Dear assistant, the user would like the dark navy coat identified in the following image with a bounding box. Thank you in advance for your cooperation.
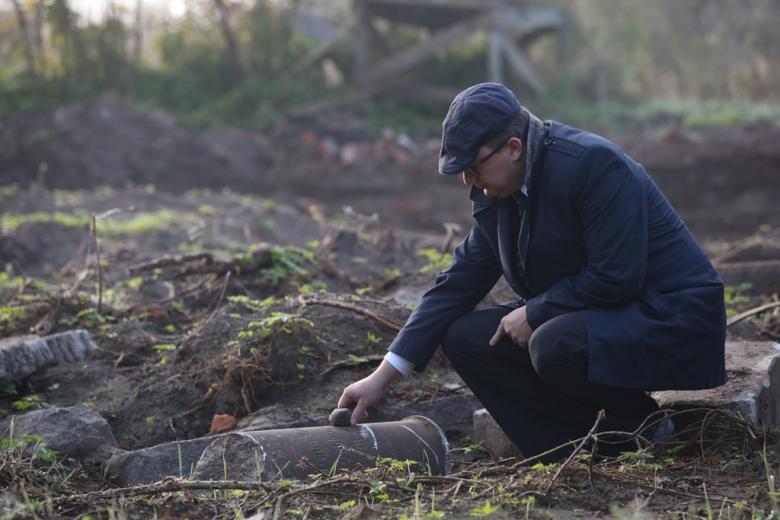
[389,121,726,391]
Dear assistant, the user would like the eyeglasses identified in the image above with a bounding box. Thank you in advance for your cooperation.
[464,138,509,178]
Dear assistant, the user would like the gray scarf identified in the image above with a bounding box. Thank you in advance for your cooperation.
[522,107,546,191]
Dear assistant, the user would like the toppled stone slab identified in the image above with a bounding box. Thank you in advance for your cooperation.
[654,341,780,427]
[106,436,220,485]
[0,329,96,383]
[472,408,522,459]
[1,403,118,464]
[192,416,451,482]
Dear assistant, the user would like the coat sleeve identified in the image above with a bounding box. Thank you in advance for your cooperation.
[388,224,502,371]
[525,147,648,329]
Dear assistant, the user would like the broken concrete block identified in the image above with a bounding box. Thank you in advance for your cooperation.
[653,341,780,427]
[0,329,96,383]
[106,436,220,485]
[1,403,118,464]
[472,408,522,459]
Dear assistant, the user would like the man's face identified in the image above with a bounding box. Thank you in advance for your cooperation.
[462,137,525,198]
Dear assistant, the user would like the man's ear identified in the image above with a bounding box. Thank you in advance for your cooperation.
[507,136,524,161]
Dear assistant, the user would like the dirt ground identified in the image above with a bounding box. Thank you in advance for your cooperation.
[1,101,780,518]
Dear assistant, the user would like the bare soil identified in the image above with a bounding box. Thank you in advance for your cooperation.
[1,100,779,518]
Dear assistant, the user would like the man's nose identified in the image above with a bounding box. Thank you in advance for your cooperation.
[462,171,475,186]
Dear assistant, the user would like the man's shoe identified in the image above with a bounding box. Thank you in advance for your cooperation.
[645,412,677,443]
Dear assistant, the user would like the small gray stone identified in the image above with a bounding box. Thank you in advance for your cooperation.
[472,408,522,459]
[1,403,118,464]
[329,408,352,426]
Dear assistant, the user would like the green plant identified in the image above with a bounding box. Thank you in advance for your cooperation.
[75,308,106,328]
[1,433,58,465]
[12,395,47,411]
[0,272,25,288]
[417,248,453,274]
[153,343,177,364]
[263,246,314,284]
[0,305,27,330]
[228,295,277,313]
[469,501,498,517]
[724,283,753,316]
[245,312,314,339]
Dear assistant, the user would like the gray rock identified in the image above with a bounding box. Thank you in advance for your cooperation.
[1,404,118,464]
[329,408,352,426]
[106,436,220,485]
[0,329,96,383]
[472,408,522,459]
[654,341,780,427]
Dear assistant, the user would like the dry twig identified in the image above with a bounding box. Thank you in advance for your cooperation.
[299,297,404,330]
[727,301,780,327]
[545,409,605,493]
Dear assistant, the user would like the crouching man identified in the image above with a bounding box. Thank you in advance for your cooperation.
[338,83,726,460]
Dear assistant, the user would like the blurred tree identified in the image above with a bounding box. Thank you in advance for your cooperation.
[50,0,88,81]
[8,0,36,76]
[213,0,244,86]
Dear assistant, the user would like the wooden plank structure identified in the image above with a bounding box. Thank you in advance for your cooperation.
[290,0,565,117]
[353,0,565,95]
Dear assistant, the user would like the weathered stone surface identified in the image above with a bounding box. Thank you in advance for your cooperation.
[0,329,96,383]
[653,341,780,426]
[378,394,482,431]
[106,436,220,485]
[193,417,451,481]
[472,408,522,459]
[1,403,118,464]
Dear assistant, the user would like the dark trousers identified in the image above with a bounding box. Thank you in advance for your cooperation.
[441,306,659,461]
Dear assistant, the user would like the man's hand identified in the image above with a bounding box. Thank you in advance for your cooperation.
[490,306,533,346]
[337,359,401,425]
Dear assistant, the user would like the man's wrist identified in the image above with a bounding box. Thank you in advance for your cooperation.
[384,352,414,376]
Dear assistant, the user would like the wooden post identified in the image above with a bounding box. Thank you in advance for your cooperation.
[498,30,545,94]
[487,29,503,83]
[364,11,493,86]
[353,0,370,84]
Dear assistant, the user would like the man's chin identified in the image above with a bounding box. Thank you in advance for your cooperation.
[484,188,511,198]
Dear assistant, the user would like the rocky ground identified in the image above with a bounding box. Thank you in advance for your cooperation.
[1,100,779,519]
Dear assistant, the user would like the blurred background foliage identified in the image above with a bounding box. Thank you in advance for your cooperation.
[1,0,778,135]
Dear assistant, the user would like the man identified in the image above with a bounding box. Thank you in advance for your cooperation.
[338,82,726,460]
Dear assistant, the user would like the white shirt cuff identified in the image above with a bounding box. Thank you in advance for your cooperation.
[384,352,414,376]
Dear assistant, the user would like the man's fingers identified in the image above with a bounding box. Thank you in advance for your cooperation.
[337,388,355,409]
[351,400,367,425]
[489,322,505,346]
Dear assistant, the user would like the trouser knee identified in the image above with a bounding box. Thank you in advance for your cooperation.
[528,312,589,385]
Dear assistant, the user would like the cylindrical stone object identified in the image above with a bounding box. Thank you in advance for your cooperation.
[191,415,451,481]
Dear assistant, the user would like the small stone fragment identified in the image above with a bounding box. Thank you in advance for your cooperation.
[209,414,237,434]
[329,407,352,426]
[472,408,522,459]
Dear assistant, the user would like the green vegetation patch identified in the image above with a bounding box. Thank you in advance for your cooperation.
[0,209,200,236]
[417,248,453,274]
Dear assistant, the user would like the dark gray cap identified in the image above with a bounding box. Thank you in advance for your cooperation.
[438,82,521,175]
